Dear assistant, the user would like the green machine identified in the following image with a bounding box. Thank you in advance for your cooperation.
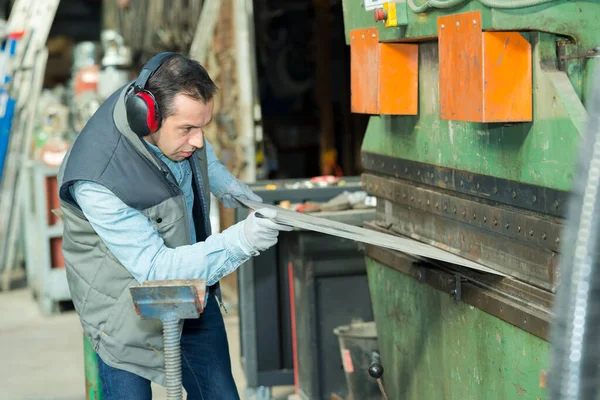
[340,1,599,399]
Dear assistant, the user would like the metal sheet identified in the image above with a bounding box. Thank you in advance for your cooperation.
[237,198,506,276]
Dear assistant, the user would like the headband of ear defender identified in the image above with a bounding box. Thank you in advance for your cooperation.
[125,52,176,137]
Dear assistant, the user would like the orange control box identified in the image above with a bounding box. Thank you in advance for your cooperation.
[438,11,532,123]
[350,28,418,115]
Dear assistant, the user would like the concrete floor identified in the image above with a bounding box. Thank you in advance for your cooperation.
[0,287,293,400]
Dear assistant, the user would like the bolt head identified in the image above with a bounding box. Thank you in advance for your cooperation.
[441,24,445,29]
[456,22,460,27]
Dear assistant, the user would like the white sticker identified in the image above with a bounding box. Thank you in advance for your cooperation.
[364,0,386,10]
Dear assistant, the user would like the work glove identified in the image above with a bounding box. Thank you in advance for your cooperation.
[219,179,263,208]
[243,208,293,252]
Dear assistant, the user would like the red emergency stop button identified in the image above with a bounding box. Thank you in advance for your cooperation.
[374,8,387,23]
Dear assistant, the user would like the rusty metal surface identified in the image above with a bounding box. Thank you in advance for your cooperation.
[374,199,558,291]
[362,151,569,218]
[364,239,552,340]
[130,279,207,319]
[363,173,564,252]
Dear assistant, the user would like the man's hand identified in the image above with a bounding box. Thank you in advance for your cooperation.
[219,179,263,208]
[242,208,293,252]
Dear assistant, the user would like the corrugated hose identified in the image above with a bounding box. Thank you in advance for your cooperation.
[162,313,183,400]
[549,63,600,399]
[408,0,559,13]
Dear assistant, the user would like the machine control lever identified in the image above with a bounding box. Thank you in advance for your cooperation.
[368,351,389,400]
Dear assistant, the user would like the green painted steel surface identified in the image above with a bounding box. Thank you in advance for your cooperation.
[84,334,103,400]
[342,1,599,191]
[342,0,599,49]
[361,35,585,191]
[366,258,550,400]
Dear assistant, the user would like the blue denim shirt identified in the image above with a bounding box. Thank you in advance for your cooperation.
[69,139,256,294]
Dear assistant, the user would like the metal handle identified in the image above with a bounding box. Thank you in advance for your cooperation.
[368,352,389,400]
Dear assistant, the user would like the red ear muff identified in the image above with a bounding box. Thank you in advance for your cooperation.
[125,89,162,137]
[136,91,160,133]
[125,52,174,137]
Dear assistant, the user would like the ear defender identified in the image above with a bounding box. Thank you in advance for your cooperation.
[126,90,161,137]
[124,52,176,137]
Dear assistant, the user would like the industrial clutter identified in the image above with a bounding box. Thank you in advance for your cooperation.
[0,0,599,400]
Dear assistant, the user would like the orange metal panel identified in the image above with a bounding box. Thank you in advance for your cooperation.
[438,11,532,123]
[438,12,484,121]
[378,43,419,115]
[483,31,532,122]
[350,28,379,114]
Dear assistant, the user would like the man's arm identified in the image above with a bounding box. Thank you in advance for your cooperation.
[205,139,262,207]
[70,180,258,285]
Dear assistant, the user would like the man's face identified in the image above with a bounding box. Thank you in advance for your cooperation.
[145,93,214,162]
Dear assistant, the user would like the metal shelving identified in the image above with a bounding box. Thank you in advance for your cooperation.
[21,160,70,315]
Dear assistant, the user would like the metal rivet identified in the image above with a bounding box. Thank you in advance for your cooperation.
[460,180,464,187]
[427,200,430,205]
[411,196,414,202]
[518,226,521,232]
[372,33,376,38]
[435,202,439,209]
[352,36,355,40]
[456,22,460,27]
[462,210,466,217]
[476,183,480,190]
[362,34,365,39]
[512,191,517,199]
[441,24,445,29]
[453,206,457,214]
[494,218,498,226]
[542,233,547,240]
[555,200,560,209]
[444,204,448,211]
[505,223,510,229]
[472,19,477,25]
[529,230,534,236]
[532,195,537,203]
[555,237,560,245]
[483,216,487,223]
[473,213,476,220]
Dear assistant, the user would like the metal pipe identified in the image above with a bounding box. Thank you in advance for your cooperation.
[477,0,559,9]
[409,0,559,13]
[162,312,183,400]
[549,63,600,400]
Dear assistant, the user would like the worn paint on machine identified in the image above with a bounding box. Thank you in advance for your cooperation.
[366,258,549,400]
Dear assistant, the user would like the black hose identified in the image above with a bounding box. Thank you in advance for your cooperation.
[549,62,600,400]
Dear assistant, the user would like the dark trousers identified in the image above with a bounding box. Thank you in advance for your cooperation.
[97,291,240,400]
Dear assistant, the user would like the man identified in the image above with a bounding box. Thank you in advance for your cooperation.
[57,52,291,399]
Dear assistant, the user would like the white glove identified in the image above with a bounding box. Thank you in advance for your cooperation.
[243,208,293,252]
[219,179,263,208]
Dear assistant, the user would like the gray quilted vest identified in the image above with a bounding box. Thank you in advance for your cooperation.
[57,84,212,385]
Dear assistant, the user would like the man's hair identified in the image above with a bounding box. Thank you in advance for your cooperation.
[146,54,218,119]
